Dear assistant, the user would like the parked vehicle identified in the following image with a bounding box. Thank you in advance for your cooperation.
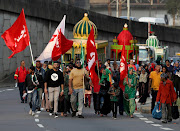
[139,17,166,25]
[120,16,139,21]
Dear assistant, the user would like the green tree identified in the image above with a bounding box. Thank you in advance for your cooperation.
[166,0,180,26]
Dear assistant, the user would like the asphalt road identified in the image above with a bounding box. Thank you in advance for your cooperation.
[0,87,179,131]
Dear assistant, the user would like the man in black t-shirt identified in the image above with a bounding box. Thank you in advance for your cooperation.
[44,61,64,118]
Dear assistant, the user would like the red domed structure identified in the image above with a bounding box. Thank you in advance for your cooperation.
[117,23,133,46]
[111,24,139,62]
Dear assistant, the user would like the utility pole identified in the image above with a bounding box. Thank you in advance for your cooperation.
[116,0,119,17]
[119,0,122,17]
[127,0,130,20]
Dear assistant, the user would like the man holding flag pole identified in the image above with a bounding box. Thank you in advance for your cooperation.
[80,42,86,104]
[1,9,35,104]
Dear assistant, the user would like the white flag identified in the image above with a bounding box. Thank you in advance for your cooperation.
[36,15,66,62]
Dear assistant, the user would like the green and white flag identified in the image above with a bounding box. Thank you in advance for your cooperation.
[80,42,84,68]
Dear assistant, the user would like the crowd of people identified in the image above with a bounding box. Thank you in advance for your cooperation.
[14,58,179,122]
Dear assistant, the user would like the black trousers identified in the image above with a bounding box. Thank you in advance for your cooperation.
[139,82,148,104]
[111,101,118,118]
[174,75,180,97]
[93,93,100,112]
[151,90,158,112]
[64,96,71,114]
[118,88,124,114]
[18,82,27,102]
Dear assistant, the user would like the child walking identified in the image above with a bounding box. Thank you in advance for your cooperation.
[108,82,120,119]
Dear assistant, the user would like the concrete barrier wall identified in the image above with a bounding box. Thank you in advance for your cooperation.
[0,0,180,80]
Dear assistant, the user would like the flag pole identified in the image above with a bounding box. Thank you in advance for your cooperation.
[83,64,85,104]
[96,60,100,79]
[29,41,35,65]
[61,54,63,71]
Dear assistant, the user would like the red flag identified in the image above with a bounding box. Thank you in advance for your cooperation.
[1,9,30,58]
[119,45,128,92]
[51,29,73,61]
[87,27,100,93]
[87,27,98,70]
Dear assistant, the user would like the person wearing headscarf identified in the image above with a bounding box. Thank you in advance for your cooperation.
[139,68,148,105]
[149,63,155,72]
[156,73,177,123]
[123,67,137,118]
[99,65,111,117]
[144,64,150,75]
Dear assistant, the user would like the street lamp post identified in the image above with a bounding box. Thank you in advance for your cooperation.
[127,0,130,20]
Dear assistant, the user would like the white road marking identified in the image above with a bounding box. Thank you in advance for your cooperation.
[145,121,154,124]
[37,124,44,128]
[0,91,2,92]
[160,127,174,130]
[36,111,41,114]
[135,113,174,131]
[151,124,162,127]
[35,119,39,122]
[34,115,39,118]
[6,89,14,91]
[139,118,148,120]
[134,112,141,115]
[135,114,144,118]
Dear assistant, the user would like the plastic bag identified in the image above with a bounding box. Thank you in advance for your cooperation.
[152,102,162,120]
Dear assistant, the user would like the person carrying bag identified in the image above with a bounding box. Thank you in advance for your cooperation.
[152,102,162,120]
[156,73,177,123]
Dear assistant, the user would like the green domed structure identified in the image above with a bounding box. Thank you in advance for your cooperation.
[146,35,159,48]
[73,13,98,39]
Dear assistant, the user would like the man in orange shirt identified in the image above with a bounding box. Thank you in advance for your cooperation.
[14,60,29,103]
[149,65,162,113]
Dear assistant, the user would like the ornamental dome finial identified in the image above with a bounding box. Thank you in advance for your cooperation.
[124,23,128,28]
[73,13,98,39]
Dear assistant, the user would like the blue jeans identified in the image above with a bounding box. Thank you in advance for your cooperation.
[28,89,37,112]
[37,88,43,108]
[70,88,84,115]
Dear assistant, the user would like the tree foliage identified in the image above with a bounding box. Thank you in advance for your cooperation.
[166,0,180,17]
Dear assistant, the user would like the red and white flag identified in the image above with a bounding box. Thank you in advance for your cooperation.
[51,29,73,61]
[1,9,30,58]
[87,27,100,93]
[119,45,128,92]
[36,15,66,62]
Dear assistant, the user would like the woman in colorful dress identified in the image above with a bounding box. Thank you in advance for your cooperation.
[123,68,137,118]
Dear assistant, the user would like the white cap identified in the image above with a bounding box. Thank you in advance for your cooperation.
[171,58,173,60]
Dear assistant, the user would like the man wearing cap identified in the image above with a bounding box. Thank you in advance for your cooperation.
[156,73,177,123]
[149,65,162,113]
[44,61,64,118]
